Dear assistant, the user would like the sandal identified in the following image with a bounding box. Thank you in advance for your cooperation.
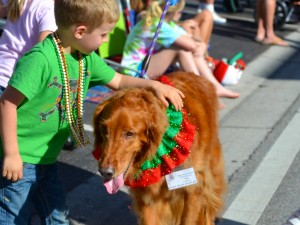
[262,36,289,47]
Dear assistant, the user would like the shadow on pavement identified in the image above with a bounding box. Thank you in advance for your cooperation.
[57,161,137,225]
[58,161,95,192]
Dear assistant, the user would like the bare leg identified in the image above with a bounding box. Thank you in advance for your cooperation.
[256,0,265,41]
[145,48,179,79]
[256,0,288,46]
[146,46,208,77]
[177,51,200,75]
[192,10,213,45]
[264,0,276,39]
[195,56,239,98]
[146,46,239,99]
[147,48,203,79]
[193,43,240,99]
[175,49,237,105]
[263,0,288,46]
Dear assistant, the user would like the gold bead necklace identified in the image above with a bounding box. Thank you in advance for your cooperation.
[52,32,89,147]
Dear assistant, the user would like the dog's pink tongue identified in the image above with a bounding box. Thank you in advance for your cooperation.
[103,173,124,194]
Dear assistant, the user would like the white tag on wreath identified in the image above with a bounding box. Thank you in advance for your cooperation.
[165,167,197,190]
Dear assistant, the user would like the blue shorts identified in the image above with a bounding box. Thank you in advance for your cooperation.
[0,161,69,225]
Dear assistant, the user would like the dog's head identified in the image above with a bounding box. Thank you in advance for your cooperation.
[93,88,168,194]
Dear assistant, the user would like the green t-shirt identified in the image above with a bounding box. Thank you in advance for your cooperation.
[0,35,115,164]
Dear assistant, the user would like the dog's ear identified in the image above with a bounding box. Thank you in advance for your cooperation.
[145,122,162,149]
[137,90,169,155]
[93,101,109,127]
[93,91,125,148]
[93,90,125,124]
[145,114,169,156]
[93,101,108,149]
[133,121,162,164]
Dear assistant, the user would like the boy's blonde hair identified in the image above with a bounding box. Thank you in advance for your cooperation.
[55,0,120,31]
[6,0,25,21]
[142,0,185,28]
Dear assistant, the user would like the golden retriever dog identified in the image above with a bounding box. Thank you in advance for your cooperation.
[93,72,226,225]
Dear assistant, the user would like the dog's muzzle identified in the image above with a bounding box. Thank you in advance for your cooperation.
[99,167,115,180]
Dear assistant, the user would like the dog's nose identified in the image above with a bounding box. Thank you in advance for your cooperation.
[99,167,115,179]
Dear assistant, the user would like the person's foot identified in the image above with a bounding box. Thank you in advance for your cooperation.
[216,86,240,99]
[218,101,226,110]
[262,36,289,47]
[212,11,227,24]
[254,36,264,43]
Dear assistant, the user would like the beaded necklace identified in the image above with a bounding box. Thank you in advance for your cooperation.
[52,32,90,147]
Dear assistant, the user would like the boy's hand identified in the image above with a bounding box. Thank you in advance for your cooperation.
[152,82,185,111]
[110,73,184,110]
[2,153,23,182]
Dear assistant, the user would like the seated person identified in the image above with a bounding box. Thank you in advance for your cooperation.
[130,0,213,47]
[121,0,239,99]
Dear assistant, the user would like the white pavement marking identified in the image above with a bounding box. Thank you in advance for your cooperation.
[223,108,300,225]
[84,124,93,132]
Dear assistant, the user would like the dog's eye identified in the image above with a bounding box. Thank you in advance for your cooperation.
[125,131,135,138]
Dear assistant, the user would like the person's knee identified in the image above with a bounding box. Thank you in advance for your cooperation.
[198,41,208,53]
[201,9,213,22]
[178,49,191,56]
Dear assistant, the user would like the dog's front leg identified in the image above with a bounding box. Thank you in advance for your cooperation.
[138,205,160,225]
[135,199,172,225]
[180,191,205,225]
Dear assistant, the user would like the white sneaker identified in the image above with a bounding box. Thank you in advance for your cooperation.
[283,209,300,225]
[212,11,227,24]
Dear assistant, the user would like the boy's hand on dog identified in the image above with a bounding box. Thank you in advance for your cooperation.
[2,153,23,182]
[152,82,185,111]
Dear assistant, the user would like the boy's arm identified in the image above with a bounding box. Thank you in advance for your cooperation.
[106,72,185,111]
[0,86,26,182]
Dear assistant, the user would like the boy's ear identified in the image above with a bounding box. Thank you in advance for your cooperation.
[74,25,87,39]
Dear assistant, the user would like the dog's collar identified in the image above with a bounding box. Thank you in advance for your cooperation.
[125,75,196,188]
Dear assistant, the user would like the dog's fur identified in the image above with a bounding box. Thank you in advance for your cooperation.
[93,72,226,225]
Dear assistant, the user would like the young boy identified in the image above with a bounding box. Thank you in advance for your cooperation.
[0,0,184,223]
